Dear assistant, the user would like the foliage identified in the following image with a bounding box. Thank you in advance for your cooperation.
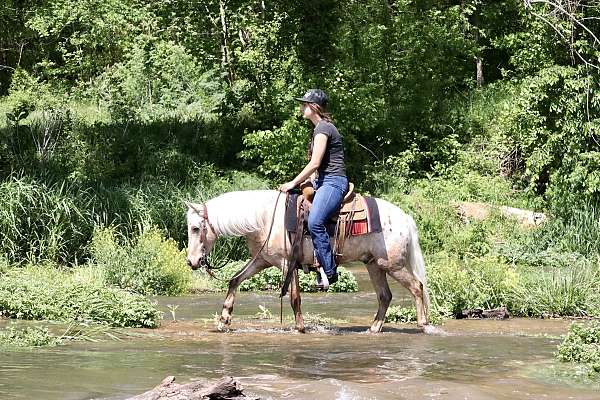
[91,226,191,296]
[0,265,160,328]
[484,67,600,211]
[427,253,521,318]
[385,305,443,326]
[0,325,60,348]
[557,321,600,375]
[93,38,224,123]
[240,117,310,182]
[210,262,358,293]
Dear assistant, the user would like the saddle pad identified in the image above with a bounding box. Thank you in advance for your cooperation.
[364,196,382,233]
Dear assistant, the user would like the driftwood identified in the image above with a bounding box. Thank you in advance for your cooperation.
[127,376,259,400]
[454,201,546,227]
[460,306,510,320]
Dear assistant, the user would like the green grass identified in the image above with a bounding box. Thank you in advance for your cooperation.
[0,265,161,328]
[0,171,268,266]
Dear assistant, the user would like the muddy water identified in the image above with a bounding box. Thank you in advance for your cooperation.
[1,266,599,399]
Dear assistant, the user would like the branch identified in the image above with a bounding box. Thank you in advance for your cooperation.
[528,0,600,47]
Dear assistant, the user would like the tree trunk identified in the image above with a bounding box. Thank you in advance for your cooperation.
[219,0,235,85]
[476,56,484,87]
[474,12,484,87]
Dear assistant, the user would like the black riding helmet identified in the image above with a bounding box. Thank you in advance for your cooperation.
[294,89,328,108]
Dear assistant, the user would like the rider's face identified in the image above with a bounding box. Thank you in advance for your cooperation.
[300,102,312,119]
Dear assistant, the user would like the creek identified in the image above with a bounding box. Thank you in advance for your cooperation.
[1,266,598,399]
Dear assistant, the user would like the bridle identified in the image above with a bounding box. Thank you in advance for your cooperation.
[197,203,222,274]
[199,203,216,247]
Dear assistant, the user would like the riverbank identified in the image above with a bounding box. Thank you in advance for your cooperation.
[2,292,599,400]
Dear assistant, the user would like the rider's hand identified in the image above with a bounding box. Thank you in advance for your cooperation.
[278,181,296,193]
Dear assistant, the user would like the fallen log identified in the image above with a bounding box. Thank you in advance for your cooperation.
[127,376,259,400]
[459,306,510,320]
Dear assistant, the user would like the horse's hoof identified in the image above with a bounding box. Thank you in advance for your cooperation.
[217,321,231,332]
[296,326,306,334]
[421,324,446,335]
[217,315,231,331]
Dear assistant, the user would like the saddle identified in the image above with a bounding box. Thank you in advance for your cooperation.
[287,182,379,264]
[281,184,381,296]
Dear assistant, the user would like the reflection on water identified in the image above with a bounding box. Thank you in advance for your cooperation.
[0,265,598,399]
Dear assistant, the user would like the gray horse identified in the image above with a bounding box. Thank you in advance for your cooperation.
[186,190,431,333]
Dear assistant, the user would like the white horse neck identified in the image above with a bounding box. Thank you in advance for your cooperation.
[205,190,279,237]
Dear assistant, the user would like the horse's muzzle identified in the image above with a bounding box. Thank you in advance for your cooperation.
[187,255,207,271]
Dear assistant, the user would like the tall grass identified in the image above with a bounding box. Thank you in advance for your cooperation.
[0,177,94,264]
[0,171,269,265]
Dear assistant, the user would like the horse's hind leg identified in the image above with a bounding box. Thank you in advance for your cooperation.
[289,268,305,333]
[387,268,428,327]
[219,258,268,330]
[366,263,392,333]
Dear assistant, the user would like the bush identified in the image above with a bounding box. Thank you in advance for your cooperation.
[0,266,160,328]
[427,253,521,317]
[211,262,358,293]
[385,305,443,325]
[0,325,60,348]
[557,321,600,375]
[240,117,309,182]
[91,226,191,296]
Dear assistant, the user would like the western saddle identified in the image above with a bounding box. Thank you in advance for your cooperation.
[298,181,367,266]
[281,182,371,296]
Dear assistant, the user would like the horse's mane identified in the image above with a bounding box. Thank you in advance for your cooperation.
[205,190,278,237]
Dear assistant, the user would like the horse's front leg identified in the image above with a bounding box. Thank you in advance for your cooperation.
[219,257,268,330]
[289,268,305,333]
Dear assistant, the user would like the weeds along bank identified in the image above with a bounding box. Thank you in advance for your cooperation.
[381,166,600,323]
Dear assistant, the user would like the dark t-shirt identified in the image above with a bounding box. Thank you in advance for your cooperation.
[311,120,346,177]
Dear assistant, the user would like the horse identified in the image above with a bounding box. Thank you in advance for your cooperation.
[185,189,431,333]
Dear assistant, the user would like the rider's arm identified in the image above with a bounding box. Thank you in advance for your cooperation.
[289,133,327,187]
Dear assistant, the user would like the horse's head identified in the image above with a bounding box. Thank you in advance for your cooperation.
[185,201,217,270]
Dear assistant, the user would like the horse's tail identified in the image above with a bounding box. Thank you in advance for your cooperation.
[408,219,430,317]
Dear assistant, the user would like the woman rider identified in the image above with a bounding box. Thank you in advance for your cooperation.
[279,89,348,289]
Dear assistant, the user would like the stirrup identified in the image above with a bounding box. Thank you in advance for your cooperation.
[315,268,330,291]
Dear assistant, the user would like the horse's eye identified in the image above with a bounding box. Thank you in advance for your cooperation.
[192,227,200,233]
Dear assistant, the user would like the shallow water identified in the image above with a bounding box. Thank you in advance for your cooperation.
[1,266,598,399]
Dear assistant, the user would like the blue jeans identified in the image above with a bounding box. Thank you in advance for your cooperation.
[308,175,349,278]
